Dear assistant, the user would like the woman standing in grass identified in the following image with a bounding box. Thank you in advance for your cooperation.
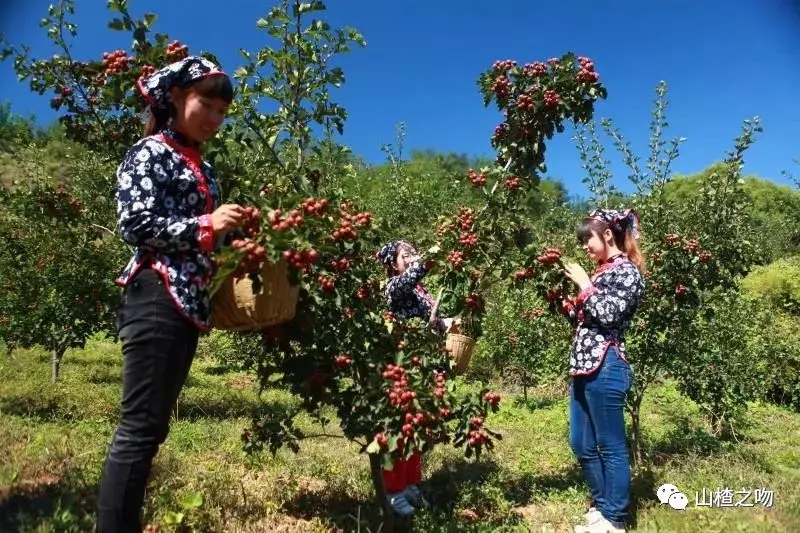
[560,209,645,533]
[96,56,250,532]
[375,239,459,518]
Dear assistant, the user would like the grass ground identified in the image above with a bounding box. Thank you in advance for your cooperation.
[1,335,798,532]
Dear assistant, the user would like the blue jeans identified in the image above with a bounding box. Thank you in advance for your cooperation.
[569,346,633,526]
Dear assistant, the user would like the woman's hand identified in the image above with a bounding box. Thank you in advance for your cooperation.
[442,317,461,334]
[211,204,247,233]
[563,262,592,291]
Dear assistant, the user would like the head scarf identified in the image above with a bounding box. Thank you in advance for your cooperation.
[588,208,641,240]
[137,56,228,121]
[376,240,414,268]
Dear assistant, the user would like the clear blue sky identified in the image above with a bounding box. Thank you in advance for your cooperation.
[2,1,799,199]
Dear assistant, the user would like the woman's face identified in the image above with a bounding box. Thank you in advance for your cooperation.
[170,87,229,143]
[582,228,612,262]
[394,245,418,275]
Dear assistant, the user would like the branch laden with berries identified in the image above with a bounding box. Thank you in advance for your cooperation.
[5,0,217,159]
[427,54,607,340]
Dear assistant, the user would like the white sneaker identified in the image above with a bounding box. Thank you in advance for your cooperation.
[584,507,602,524]
[574,514,626,533]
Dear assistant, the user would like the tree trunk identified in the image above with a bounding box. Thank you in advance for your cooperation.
[52,346,66,384]
[369,454,396,533]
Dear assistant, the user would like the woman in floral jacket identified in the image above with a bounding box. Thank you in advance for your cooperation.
[96,56,251,532]
[375,240,458,517]
[560,209,645,533]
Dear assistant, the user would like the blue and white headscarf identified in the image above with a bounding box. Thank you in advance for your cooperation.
[137,56,228,121]
[588,208,641,240]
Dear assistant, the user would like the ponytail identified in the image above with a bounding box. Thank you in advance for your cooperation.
[622,228,645,274]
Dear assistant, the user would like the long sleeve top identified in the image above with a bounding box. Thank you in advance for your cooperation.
[561,253,645,376]
[114,127,222,330]
[385,260,446,334]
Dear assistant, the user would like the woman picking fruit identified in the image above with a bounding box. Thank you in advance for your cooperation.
[96,56,256,532]
[374,240,459,518]
[559,209,645,533]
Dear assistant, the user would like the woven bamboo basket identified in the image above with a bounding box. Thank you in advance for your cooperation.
[211,259,299,331]
[445,333,476,375]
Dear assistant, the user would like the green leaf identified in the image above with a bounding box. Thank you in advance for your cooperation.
[181,491,203,509]
[107,18,124,31]
[366,439,381,454]
[256,18,269,29]
[143,13,157,27]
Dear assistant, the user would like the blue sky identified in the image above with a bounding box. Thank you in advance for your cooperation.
[2,1,799,199]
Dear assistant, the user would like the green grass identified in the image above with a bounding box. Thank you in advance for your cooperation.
[1,336,799,532]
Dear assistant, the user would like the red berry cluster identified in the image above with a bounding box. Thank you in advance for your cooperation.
[684,239,700,253]
[484,391,501,406]
[503,176,521,190]
[459,232,478,247]
[230,239,267,276]
[666,233,681,246]
[577,56,600,83]
[493,123,507,141]
[334,354,353,368]
[241,206,261,237]
[512,267,535,281]
[433,371,447,399]
[464,293,484,311]
[447,250,465,269]
[523,61,548,77]
[282,249,319,272]
[491,59,517,72]
[137,64,157,86]
[317,275,335,292]
[699,251,712,263]
[544,89,560,108]
[301,196,329,216]
[374,432,389,449]
[516,94,534,111]
[328,257,351,273]
[467,169,486,187]
[383,364,417,407]
[331,219,357,241]
[102,50,131,75]
[467,416,489,447]
[536,247,562,266]
[520,308,545,319]
[356,281,378,301]
[458,207,475,231]
[675,284,687,296]
[269,208,303,231]
[166,40,189,61]
[492,75,512,99]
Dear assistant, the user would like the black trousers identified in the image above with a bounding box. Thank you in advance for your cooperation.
[96,268,199,532]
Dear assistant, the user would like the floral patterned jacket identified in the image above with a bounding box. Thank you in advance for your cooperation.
[561,254,645,376]
[115,127,222,330]
[385,260,446,334]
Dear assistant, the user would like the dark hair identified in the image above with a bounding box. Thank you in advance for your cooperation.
[143,74,234,137]
[577,217,645,273]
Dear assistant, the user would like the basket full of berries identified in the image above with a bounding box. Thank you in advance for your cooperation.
[210,207,300,331]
